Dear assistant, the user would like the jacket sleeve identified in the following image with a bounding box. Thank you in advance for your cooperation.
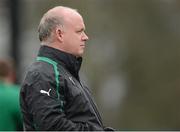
[24,71,91,131]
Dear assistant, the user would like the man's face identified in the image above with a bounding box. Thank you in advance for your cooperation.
[62,14,89,57]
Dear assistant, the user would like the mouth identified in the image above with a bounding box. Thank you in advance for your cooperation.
[80,45,85,47]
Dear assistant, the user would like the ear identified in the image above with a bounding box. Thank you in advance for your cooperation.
[55,27,63,42]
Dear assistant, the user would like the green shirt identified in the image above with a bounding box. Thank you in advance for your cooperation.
[0,81,23,131]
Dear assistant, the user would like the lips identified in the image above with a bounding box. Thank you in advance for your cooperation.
[80,45,85,47]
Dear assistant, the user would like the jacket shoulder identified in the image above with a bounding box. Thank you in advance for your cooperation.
[23,61,55,85]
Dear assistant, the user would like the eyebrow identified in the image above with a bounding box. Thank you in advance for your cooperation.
[77,27,85,32]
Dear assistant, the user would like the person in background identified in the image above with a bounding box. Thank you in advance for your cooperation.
[0,59,23,131]
[20,6,114,131]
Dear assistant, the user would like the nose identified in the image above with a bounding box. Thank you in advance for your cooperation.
[82,32,89,41]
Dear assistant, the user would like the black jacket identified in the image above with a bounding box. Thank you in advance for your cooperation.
[20,45,105,131]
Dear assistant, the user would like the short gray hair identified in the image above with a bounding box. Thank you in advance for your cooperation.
[38,15,63,42]
[38,6,78,42]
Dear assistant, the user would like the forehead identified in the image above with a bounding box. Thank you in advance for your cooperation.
[64,13,85,29]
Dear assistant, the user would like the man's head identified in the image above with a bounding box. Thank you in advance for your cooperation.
[38,6,89,57]
[0,60,16,84]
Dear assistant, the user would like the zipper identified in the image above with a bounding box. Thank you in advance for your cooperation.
[59,64,103,127]
[79,81,103,126]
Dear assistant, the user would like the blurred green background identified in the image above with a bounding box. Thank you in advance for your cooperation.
[1,0,180,130]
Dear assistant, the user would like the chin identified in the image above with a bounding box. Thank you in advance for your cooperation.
[78,51,84,57]
[77,53,83,57]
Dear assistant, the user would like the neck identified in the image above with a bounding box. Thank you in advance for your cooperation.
[41,41,63,52]
[41,41,79,58]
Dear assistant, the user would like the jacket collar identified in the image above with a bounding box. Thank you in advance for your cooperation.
[37,45,82,80]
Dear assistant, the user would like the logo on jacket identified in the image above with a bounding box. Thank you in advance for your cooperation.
[69,76,75,85]
[40,89,51,96]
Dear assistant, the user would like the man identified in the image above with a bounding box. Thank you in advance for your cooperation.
[0,60,23,131]
[20,6,114,131]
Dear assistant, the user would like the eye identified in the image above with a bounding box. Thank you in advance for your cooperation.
[77,30,82,33]
[76,29,84,34]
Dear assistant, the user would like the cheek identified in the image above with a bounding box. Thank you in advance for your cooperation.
[71,35,81,45]
[65,33,81,49]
